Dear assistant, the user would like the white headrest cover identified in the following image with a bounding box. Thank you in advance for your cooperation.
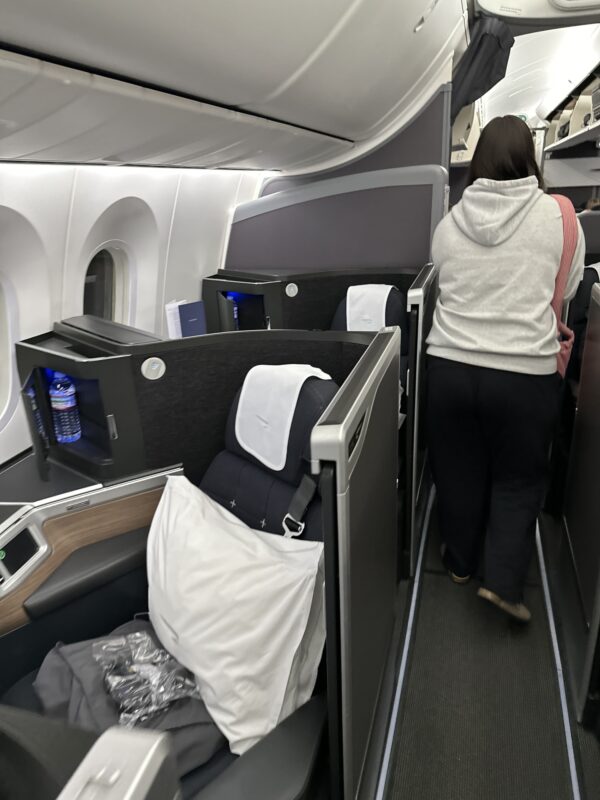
[235,364,331,471]
[346,284,394,332]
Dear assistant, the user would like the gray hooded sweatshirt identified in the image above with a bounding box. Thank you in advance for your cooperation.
[427,176,585,375]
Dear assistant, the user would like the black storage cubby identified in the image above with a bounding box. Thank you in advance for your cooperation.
[16,317,159,483]
[202,267,420,333]
[16,316,372,487]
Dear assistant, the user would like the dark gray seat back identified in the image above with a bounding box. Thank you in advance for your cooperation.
[200,376,339,540]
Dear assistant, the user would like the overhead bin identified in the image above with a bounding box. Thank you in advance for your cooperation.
[569,78,600,134]
[0,0,468,157]
[0,50,352,171]
[543,157,600,187]
[476,0,600,30]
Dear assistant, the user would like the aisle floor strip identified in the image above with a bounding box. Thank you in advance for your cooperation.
[536,523,582,800]
[374,487,436,800]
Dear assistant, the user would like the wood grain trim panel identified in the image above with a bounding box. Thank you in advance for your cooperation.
[0,488,162,636]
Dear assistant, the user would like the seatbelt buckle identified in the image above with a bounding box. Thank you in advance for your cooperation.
[282,514,305,538]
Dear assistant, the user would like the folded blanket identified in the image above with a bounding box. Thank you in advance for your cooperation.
[33,619,226,777]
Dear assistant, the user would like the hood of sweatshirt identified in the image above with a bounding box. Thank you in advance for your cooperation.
[451,175,543,247]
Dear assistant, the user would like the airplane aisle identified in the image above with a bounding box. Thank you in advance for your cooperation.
[386,505,600,800]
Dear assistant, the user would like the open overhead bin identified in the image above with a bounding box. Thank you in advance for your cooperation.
[479,25,600,130]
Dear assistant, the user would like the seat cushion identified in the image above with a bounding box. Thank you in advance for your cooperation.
[201,452,323,541]
[1,670,42,714]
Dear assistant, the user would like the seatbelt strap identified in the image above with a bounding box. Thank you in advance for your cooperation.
[282,474,318,537]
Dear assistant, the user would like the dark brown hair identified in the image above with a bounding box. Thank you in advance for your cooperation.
[466,115,544,190]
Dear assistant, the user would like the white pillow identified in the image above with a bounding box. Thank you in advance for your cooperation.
[147,476,325,755]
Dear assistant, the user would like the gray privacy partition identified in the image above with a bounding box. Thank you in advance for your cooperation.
[563,283,600,722]
[406,264,438,574]
[312,327,401,800]
[224,167,448,274]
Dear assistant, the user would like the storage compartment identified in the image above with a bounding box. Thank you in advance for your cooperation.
[16,318,150,483]
[0,529,38,576]
[217,290,268,331]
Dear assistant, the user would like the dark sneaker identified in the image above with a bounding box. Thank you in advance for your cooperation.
[440,543,471,584]
[449,570,471,585]
[477,587,531,623]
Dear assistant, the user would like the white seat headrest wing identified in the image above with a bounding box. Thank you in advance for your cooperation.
[346,284,394,332]
[235,364,331,472]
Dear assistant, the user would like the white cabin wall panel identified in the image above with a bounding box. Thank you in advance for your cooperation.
[0,164,74,326]
[159,171,262,336]
[63,166,180,333]
[0,163,263,463]
[0,165,73,462]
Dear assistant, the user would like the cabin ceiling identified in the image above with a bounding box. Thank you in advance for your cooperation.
[480,23,600,124]
[0,0,469,172]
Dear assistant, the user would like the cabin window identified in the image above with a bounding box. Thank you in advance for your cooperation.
[84,250,115,320]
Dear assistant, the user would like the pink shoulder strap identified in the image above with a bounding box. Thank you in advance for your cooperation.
[551,194,578,318]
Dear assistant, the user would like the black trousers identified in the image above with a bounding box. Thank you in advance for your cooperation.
[426,357,560,602]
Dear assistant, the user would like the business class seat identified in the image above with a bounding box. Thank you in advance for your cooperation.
[201,374,338,539]
[331,284,409,386]
[1,368,339,800]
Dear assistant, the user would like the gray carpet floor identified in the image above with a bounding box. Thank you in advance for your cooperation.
[388,521,580,800]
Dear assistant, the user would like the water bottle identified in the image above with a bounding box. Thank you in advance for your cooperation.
[49,372,81,444]
[25,385,47,442]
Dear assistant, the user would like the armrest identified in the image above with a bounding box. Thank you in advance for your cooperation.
[195,695,327,800]
[25,527,149,618]
[0,705,97,796]
[58,727,179,800]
